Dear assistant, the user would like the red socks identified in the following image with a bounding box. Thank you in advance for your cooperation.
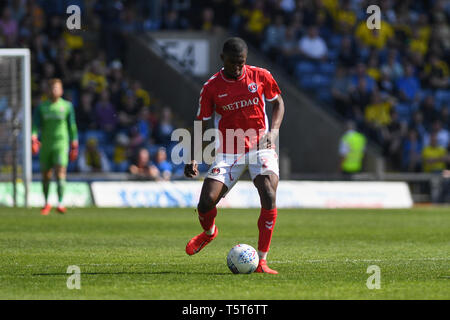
[258,208,277,253]
[198,206,277,252]
[198,207,217,232]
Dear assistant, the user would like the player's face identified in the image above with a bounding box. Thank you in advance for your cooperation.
[221,51,247,79]
[50,82,64,99]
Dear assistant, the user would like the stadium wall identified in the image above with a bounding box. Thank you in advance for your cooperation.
[90,181,413,209]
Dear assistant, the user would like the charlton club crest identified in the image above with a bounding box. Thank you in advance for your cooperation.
[248,83,258,93]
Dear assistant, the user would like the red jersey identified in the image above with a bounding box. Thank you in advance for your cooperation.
[196,65,281,154]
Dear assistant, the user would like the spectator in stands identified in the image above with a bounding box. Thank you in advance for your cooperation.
[161,9,189,30]
[66,50,86,90]
[136,107,153,142]
[381,109,407,169]
[354,16,394,50]
[380,50,404,81]
[411,111,427,143]
[280,25,302,70]
[194,7,219,33]
[351,62,376,94]
[364,91,393,143]
[378,68,395,96]
[262,14,286,62]
[95,89,117,138]
[349,77,371,124]
[421,54,449,90]
[117,94,140,130]
[338,36,357,68]
[81,60,108,94]
[298,25,328,61]
[129,147,159,180]
[128,125,146,157]
[402,128,423,172]
[334,0,357,34]
[78,137,111,173]
[422,132,448,173]
[119,6,139,36]
[331,64,352,118]
[366,53,381,83]
[419,95,440,130]
[242,0,270,47]
[76,91,97,132]
[112,133,130,173]
[423,120,450,150]
[153,147,173,181]
[0,6,18,46]
[132,81,152,108]
[396,63,421,107]
[154,106,175,147]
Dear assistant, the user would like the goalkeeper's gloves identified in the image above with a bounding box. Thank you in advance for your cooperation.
[69,141,79,162]
[32,136,41,155]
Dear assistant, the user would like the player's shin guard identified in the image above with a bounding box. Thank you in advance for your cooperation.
[198,206,217,233]
[257,208,277,253]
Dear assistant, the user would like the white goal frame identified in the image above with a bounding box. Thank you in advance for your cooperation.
[0,49,32,207]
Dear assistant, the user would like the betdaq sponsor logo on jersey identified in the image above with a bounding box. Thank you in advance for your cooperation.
[221,97,259,111]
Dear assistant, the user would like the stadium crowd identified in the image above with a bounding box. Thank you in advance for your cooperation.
[1,0,449,174]
[0,0,182,179]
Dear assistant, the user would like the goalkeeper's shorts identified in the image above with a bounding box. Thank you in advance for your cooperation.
[39,146,69,171]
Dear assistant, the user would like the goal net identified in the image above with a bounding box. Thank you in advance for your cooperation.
[0,49,32,207]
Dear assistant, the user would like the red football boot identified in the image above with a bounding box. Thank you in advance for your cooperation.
[56,206,67,214]
[40,204,52,216]
[185,227,218,255]
[255,259,278,274]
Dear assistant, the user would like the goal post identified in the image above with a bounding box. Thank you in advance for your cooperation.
[0,49,32,207]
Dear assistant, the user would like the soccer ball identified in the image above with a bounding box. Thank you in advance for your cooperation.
[227,244,259,274]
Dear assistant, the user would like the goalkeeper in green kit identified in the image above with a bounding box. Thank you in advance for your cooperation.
[32,79,79,215]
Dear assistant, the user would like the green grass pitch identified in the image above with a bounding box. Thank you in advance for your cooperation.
[0,207,449,299]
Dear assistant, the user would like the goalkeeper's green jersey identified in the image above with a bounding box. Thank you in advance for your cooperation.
[32,98,78,149]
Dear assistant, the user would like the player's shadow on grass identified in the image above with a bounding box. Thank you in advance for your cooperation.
[32,271,231,276]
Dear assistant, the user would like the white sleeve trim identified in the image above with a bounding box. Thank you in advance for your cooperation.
[266,94,279,102]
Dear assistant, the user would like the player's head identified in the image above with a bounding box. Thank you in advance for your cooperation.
[49,78,63,100]
[221,37,248,79]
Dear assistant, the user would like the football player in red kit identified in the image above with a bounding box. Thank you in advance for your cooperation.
[184,37,285,274]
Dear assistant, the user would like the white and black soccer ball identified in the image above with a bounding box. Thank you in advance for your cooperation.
[227,244,259,274]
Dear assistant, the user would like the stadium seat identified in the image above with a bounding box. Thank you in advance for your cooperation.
[318,62,336,75]
[84,130,106,145]
[295,61,317,75]
[435,90,450,110]
[395,103,413,123]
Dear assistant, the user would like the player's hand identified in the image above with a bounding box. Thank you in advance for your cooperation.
[69,141,79,162]
[32,136,41,155]
[184,160,199,178]
[258,131,278,150]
